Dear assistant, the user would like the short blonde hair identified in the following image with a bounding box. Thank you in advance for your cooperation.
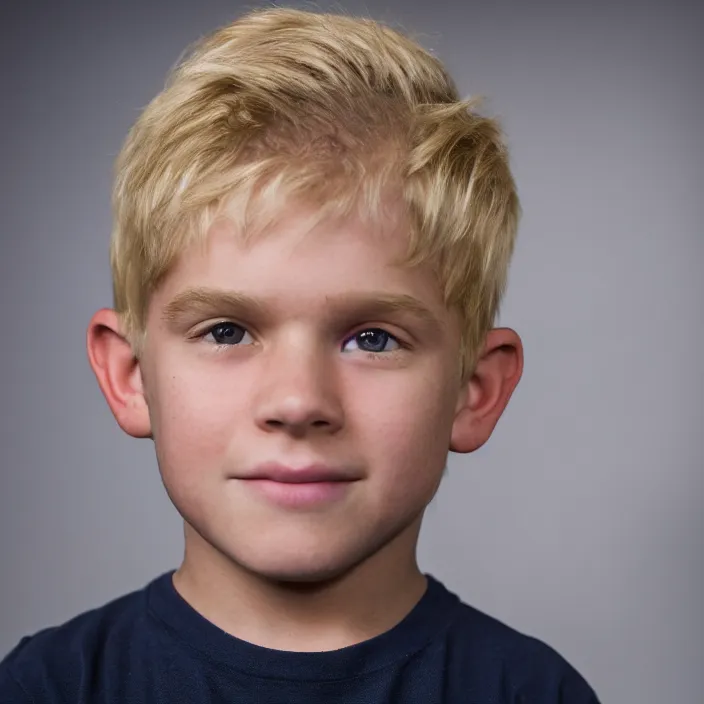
[111,7,519,380]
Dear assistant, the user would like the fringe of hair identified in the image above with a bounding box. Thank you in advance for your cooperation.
[110,7,520,380]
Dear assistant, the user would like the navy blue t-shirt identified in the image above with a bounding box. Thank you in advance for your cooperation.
[0,571,599,703]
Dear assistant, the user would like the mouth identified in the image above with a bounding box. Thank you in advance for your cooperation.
[236,462,359,508]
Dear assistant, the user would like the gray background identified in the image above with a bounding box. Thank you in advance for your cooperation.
[1,1,702,702]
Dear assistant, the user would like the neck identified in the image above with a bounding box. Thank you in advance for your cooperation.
[172,519,428,652]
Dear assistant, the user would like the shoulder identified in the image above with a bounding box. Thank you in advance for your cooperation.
[440,586,600,702]
[0,575,164,703]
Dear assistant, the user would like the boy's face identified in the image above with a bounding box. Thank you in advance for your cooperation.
[93,202,522,584]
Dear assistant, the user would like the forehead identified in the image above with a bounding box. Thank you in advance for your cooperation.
[162,203,447,310]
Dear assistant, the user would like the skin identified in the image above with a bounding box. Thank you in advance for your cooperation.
[87,203,523,652]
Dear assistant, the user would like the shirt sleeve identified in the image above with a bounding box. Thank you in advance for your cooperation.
[513,661,602,703]
[0,637,37,704]
[505,635,601,704]
[0,668,34,704]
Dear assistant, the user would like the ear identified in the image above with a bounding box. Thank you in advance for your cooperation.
[450,327,523,453]
[86,309,152,439]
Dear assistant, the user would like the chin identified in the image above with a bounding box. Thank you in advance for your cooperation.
[237,548,360,585]
[230,522,410,587]
[187,508,420,587]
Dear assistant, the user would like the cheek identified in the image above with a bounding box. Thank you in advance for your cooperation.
[148,364,240,484]
[355,372,455,495]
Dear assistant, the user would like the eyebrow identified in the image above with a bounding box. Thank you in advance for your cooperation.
[162,286,443,331]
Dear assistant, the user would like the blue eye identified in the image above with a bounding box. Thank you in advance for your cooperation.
[343,329,400,354]
[204,322,251,345]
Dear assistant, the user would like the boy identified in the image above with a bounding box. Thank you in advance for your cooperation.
[0,7,600,703]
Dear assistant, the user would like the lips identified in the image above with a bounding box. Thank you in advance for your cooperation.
[243,462,357,484]
[236,462,359,508]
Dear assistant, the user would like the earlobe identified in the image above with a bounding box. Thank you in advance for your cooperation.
[86,309,152,439]
[449,328,523,454]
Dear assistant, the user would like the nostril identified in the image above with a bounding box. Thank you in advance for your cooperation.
[264,418,330,429]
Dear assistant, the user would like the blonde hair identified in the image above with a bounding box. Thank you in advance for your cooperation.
[111,7,520,380]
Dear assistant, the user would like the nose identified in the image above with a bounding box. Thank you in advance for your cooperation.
[252,338,344,437]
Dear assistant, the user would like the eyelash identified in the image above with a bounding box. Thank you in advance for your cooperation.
[195,321,408,359]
